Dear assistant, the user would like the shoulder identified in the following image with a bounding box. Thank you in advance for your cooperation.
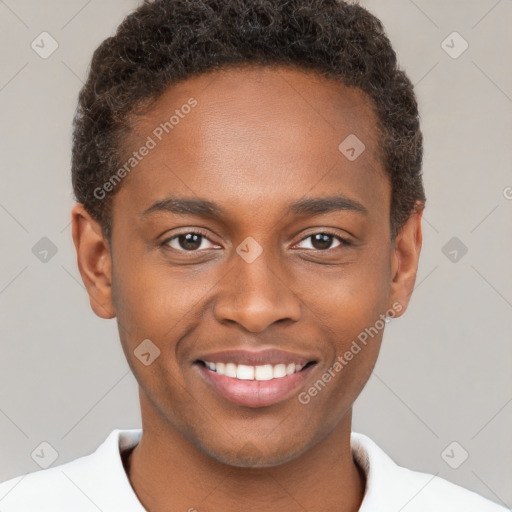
[0,449,99,511]
[0,429,142,512]
[351,432,507,512]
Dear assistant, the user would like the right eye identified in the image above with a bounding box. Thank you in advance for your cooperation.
[161,231,221,252]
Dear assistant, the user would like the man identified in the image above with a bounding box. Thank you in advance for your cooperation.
[0,0,506,510]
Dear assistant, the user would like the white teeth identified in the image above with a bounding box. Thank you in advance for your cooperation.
[254,364,273,381]
[202,361,309,380]
[236,364,254,380]
[273,363,287,378]
[225,362,237,378]
[286,362,296,375]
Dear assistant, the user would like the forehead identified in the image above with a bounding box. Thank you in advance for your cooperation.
[116,64,388,220]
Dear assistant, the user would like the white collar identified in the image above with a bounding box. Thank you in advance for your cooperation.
[94,429,405,510]
[2,428,503,511]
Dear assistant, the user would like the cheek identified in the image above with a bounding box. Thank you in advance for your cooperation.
[293,261,389,426]
[292,244,391,383]
[297,248,391,334]
[111,255,212,339]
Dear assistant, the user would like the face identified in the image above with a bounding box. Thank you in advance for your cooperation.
[73,64,422,468]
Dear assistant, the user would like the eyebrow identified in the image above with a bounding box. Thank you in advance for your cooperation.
[140,194,368,219]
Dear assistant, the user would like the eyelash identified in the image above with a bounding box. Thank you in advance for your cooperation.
[160,230,352,252]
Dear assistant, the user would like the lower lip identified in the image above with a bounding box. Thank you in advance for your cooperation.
[195,362,317,408]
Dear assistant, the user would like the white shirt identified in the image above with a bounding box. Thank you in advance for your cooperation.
[0,429,506,511]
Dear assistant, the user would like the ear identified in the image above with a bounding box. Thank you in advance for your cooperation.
[71,203,115,319]
[388,202,424,317]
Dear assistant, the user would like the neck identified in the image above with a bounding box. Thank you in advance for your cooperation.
[124,397,365,512]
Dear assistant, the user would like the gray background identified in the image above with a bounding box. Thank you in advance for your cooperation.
[0,0,511,507]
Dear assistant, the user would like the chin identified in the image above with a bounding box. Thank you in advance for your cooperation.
[199,436,311,469]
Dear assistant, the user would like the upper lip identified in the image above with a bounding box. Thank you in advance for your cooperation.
[194,348,318,367]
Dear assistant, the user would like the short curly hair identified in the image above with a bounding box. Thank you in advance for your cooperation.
[71,0,426,242]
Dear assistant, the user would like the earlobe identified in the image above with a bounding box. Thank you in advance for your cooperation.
[71,203,116,319]
[388,202,424,317]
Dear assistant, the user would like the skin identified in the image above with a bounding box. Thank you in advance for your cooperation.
[71,64,423,512]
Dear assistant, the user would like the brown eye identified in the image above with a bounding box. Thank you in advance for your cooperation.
[296,232,351,251]
[163,232,219,251]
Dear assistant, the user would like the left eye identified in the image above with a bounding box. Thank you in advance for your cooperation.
[295,232,349,251]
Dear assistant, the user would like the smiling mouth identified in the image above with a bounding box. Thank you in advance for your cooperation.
[194,358,318,408]
[194,359,317,381]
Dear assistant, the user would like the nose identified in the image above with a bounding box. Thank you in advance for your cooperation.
[213,248,302,332]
